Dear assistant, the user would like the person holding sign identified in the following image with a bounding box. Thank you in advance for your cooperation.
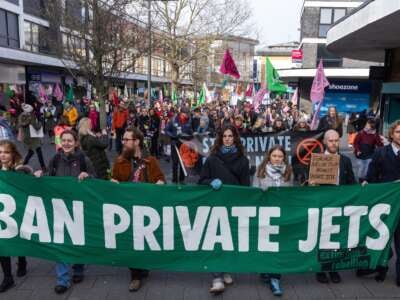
[34,130,95,294]
[111,127,165,292]
[310,129,356,284]
[199,125,250,294]
[253,145,293,296]
[0,141,33,293]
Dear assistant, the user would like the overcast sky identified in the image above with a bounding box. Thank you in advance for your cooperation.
[250,0,303,46]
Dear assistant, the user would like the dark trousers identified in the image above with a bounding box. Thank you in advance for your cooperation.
[150,134,159,157]
[261,273,281,280]
[24,147,45,169]
[171,142,185,183]
[115,128,125,154]
[0,256,26,279]
[394,223,400,278]
[129,268,149,280]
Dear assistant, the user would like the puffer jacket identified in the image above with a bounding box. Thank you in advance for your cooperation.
[80,134,109,179]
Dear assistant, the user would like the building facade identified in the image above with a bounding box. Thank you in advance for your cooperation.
[327,0,400,134]
[279,0,380,115]
[0,0,175,104]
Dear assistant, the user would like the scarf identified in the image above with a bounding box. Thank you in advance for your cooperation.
[220,145,237,154]
[266,163,286,183]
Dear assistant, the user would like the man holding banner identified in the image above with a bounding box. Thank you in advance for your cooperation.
[111,126,165,292]
[311,129,356,284]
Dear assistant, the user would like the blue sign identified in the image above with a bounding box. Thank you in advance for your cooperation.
[316,81,371,116]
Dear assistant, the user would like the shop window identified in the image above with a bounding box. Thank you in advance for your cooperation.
[0,9,19,48]
[319,8,346,38]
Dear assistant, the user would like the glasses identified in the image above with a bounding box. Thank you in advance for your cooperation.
[122,138,136,142]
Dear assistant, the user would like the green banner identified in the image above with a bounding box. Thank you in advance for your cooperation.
[0,171,399,274]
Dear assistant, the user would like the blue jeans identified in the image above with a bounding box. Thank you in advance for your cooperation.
[357,158,372,180]
[55,263,84,287]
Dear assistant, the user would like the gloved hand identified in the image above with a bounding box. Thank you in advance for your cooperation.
[210,179,222,190]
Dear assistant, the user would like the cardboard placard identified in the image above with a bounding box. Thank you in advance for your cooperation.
[309,153,340,185]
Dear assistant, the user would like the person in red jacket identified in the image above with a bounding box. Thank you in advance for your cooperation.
[353,118,383,182]
[112,102,129,154]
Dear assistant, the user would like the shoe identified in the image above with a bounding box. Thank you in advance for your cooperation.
[72,274,84,283]
[129,279,141,292]
[269,278,283,297]
[329,272,341,283]
[16,266,27,277]
[54,285,68,294]
[223,273,233,285]
[375,270,387,282]
[0,278,15,293]
[316,272,329,283]
[209,278,225,294]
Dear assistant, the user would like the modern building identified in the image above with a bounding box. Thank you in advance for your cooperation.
[255,41,299,88]
[278,0,380,115]
[327,0,400,134]
[0,0,174,104]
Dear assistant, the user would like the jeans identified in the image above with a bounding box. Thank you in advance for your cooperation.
[357,158,372,180]
[55,263,84,287]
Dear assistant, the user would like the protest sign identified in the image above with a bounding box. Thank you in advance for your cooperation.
[309,153,340,185]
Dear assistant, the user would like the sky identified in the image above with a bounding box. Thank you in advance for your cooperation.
[250,0,303,47]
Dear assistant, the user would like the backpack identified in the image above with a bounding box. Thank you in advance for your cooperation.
[50,152,87,176]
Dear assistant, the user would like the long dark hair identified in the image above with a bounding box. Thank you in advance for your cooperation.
[210,125,244,156]
[256,145,292,181]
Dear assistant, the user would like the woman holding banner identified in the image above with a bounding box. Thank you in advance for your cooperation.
[198,125,250,294]
[34,130,95,294]
[0,140,33,293]
[253,145,293,297]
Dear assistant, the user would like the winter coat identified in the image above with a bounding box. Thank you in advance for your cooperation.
[317,115,343,137]
[18,112,42,150]
[353,130,383,159]
[199,150,250,186]
[165,116,193,141]
[47,150,95,178]
[63,107,79,126]
[112,109,128,130]
[88,110,100,131]
[366,145,400,183]
[80,134,110,179]
[112,152,165,183]
[253,168,293,190]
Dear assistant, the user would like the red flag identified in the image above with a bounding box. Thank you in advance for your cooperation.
[219,50,240,79]
[310,59,330,103]
[245,82,254,97]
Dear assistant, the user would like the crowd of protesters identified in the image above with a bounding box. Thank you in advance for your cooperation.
[0,89,395,297]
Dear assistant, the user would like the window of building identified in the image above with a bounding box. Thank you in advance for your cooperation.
[0,9,19,48]
[23,0,46,18]
[62,32,86,58]
[24,21,51,54]
[5,0,19,5]
[319,8,346,38]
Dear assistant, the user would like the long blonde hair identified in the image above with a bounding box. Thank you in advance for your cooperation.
[78,117,92,137]
[0,140,23,170]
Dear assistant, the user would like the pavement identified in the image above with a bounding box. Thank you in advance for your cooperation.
[3,133,400,300]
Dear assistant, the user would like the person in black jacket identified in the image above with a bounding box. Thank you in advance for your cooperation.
[317,106,343,137]
[358,120,400,283]
[199,124,250,294]
[312,129,356,284]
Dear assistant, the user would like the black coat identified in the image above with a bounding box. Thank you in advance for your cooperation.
[198,151,250,186]
[80,134,110,179]
[366,145,400,183]
[339,154,356,185]
[317,115,343,137]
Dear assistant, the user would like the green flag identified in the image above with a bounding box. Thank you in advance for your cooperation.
[0,171,398,274]
[66,85,74,102]
[197,84,206,107]
[5,84,14,98]
[163,84,169,97]
[266,57,288,93]
[171,89,177,104]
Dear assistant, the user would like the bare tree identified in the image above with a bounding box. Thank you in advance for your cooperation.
[43,0,149,128]
[151,0,254,95]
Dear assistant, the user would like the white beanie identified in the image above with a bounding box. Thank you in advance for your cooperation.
[22,104,33,113]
